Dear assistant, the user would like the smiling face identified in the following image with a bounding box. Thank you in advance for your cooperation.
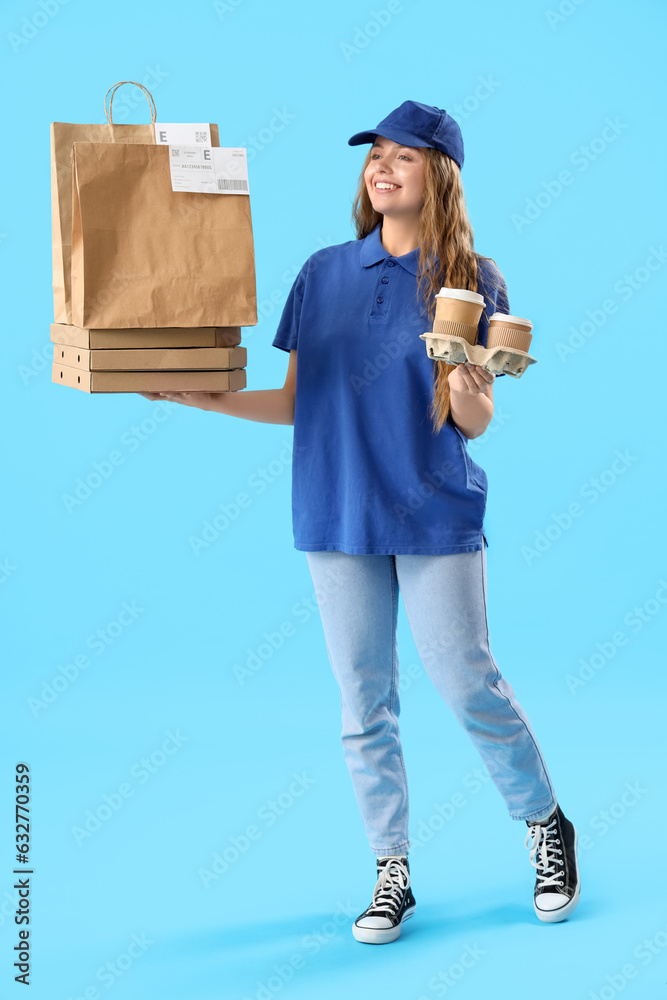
[364,135,426,218]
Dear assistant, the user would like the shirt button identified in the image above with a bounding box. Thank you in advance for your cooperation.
[387,260,395,267]
[381,277,389,284]
[376,296,384,303]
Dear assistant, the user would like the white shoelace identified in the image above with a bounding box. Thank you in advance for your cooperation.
[524,817,564,889]
[366,857,411,917]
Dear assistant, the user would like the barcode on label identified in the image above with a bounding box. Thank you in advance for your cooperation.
[216,178,249,191]
[195,131,208,143]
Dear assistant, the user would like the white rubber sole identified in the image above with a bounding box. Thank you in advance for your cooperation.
[352,905,416,944]
[535,825,581,923]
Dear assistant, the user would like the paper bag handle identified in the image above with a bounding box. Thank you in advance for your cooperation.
[104,81,157,124]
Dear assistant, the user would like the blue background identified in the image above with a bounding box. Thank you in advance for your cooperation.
[3,0,666,997]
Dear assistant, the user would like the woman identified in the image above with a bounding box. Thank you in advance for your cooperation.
[139,100,580,945]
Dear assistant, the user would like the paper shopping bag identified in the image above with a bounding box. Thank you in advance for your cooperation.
[50,80,220,324]
[70,141,257,329]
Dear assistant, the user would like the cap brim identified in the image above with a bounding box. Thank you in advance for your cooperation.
[347,126,432,148]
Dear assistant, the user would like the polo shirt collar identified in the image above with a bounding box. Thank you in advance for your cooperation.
[360,222,420,275]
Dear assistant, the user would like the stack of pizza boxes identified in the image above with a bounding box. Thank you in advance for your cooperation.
[50,87,256,394]
[51,324,248,394]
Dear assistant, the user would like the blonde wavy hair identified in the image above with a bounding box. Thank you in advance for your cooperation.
[351,145,506,434]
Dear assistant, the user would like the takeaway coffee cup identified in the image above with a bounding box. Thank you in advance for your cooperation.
[486,313,533,353]
[433,288,486,344]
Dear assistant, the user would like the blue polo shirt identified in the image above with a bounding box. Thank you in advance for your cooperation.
[272,222,510,555]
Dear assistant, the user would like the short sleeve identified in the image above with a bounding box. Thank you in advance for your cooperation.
[494,275,510,316]
[272,259,309,353]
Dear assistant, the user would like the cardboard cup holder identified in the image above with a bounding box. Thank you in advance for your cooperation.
[419,332,537,378]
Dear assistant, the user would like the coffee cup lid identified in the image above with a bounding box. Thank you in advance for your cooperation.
[489,312,533,329]
[436,288,485,306]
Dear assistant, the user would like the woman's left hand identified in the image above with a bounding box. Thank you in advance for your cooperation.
[448,361,495,396]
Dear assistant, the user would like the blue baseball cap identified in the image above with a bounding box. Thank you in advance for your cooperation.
[348,99,464,170]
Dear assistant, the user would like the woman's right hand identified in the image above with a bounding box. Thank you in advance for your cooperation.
[136,391,215,410]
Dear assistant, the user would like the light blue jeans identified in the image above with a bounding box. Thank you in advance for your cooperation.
[305,546,558,858]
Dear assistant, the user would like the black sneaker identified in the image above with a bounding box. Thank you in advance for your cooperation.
[525,804,581,922]
[352,855,416,944]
